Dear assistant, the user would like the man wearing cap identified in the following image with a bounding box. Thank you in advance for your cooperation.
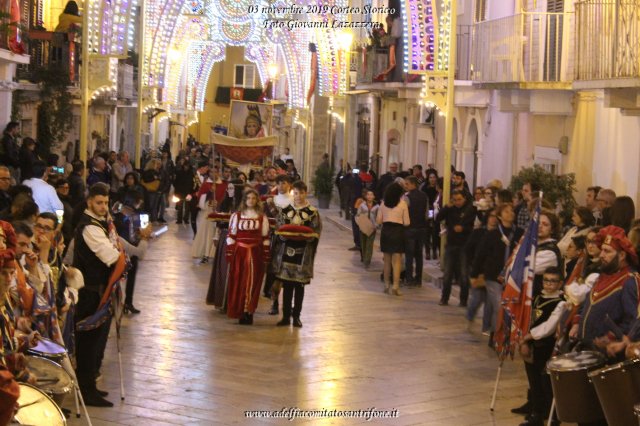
[569,225,640,348]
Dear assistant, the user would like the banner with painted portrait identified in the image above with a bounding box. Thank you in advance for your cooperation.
[228,100,273,139]
[211,100,275,164]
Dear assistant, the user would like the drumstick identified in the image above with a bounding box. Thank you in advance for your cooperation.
[17,396,45,410]
[36,378,60,384]
[604,314,624,340]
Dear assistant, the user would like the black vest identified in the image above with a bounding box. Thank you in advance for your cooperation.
[531,293,564,348]
[533,240,563,297]
[406,189,428,228]
[73,213,112,292]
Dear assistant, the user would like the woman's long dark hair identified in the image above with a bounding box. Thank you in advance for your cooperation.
[610,196,635,233]
[123,171,139,187]
[383,182,404,208]
[63,1,80,16]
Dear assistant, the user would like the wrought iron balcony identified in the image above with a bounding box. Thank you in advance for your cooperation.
[575,0,640,82]
[471,12,573,88]
[17,30,79,84]
[456,25,473,80]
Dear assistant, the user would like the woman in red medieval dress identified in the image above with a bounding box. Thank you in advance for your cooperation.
[225,188,270,325]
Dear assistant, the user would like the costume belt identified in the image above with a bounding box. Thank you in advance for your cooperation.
[237,242,260,249]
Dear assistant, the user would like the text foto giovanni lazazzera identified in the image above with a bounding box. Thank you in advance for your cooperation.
[247,5,396,30]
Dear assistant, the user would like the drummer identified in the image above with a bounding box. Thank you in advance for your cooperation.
[10,221,64,347]
[569,226,640,351]
[0,238,35,384]
[518,266,566,426]
[603,316,640,359]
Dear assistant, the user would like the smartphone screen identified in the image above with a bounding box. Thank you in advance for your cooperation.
[55,209,64,224]
[428,210,434,219]
[139,214,149,229]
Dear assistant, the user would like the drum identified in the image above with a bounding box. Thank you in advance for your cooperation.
[547,351,606,423]
[26,338,67,363]
[25,356,73,406]
[13,383,66,426]
[589,358,640,426]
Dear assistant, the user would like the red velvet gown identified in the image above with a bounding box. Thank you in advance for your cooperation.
[225,211,270,319]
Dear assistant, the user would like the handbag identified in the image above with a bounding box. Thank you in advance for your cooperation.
[355,213,375,236]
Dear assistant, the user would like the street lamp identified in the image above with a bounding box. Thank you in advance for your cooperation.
[337,31,353,52]
[267,63,278,80]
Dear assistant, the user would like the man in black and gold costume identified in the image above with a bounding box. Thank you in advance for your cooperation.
[273,181,321,328]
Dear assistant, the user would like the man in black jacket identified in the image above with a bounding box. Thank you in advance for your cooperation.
[375,162,398,201]
[0,166,11,212]
[436,190,476,306]
[404,176,428,285]
[0,122,20,181]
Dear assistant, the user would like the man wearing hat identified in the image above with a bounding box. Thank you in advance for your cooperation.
[569,225,640,348]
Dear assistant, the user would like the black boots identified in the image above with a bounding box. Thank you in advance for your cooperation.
[277,316,302,327]
[123,303,140,314]
[268,300,279,315]
[276,317,290,326]
[79,378,113,407]
[238,313,253,325]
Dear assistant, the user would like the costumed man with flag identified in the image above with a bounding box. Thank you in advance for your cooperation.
[491,200,541,415]
[73,183,128,407]
[569,225,640,351]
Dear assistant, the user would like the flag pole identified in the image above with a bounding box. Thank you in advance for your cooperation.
[547,398,556,426]
[490,359,504,411]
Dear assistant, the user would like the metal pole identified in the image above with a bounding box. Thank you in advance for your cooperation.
[490,360,503,411]
[79,0,90,166]
[442,0,458,206]
[135,0,146,169]
[440,0,458,257]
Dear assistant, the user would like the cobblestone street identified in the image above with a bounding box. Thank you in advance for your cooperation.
[66,215,528,425]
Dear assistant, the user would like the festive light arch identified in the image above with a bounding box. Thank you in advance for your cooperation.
[165,16,209,105]
[135,0,352,113]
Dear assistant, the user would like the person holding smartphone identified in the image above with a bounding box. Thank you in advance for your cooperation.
[113,189,152,314]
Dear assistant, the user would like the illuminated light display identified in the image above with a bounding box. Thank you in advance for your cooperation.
[86,0,137,56]
[405,0,437,73]
[165,16,209,105]
[436,0,451,71]
[92,0,352,115]
[418,1,451,111]
[144,0,185,92]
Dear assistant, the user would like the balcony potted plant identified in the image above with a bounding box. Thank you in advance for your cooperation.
[312,161,333,209]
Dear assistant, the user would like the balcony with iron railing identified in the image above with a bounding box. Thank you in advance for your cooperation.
[470,12,574,89]
[355,47,390,85]
[456,25,473,80]
[575,0,640,86]
[17,30,79,84]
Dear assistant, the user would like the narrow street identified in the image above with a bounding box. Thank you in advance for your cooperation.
[67,214,527,425]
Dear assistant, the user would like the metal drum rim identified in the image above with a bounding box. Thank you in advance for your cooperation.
[587,357,640,377]
[24,355,73,395]
[546,351,607,372]
[14,382,66,425]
